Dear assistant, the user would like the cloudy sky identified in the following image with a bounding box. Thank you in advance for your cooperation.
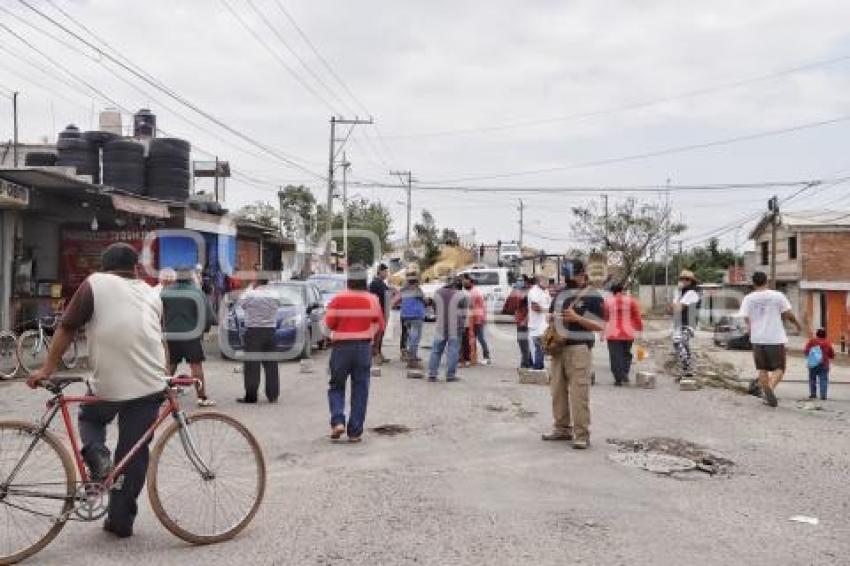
[3,0,850,253]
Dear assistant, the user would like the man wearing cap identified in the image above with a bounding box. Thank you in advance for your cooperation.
[542,260,604,450]
[671,270,701,378]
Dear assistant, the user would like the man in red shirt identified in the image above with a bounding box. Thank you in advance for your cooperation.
[324,267,385,442]
[603,282,643,386]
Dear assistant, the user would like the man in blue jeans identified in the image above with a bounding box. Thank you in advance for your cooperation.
[324,267,385,442]
[428,278,468,382]
[527,276,551,370]
[400,275,426,369]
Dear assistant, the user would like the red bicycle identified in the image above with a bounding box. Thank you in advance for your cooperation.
[0,376,266,564]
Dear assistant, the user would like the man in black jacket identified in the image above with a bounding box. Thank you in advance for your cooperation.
[368,264,391,364]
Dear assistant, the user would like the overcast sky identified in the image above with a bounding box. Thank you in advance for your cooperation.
[3,0,850,253]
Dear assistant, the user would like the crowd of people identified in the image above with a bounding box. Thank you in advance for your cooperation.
[23,242,832,539]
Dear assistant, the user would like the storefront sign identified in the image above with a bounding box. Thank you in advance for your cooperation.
[111,194,170,218]
[0,181,29,208]
[61,229,149,291]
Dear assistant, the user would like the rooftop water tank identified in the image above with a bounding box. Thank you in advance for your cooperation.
[133,108,156,139]
[98,108,122,135]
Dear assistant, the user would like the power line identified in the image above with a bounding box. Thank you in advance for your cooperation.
[381,53,850,140]
[17,0,326,180]
[424,114,850,184]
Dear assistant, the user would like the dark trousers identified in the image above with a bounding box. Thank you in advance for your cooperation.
[400,320,409,352]
[531,335,545,370]
[462,323,490,362]
[372,330,385,358]
[328,340,372,437]
[243,327,280,402]
[517,327,532,368]
[607,339,634,384]
[808,365,829,399]
[78,392,164,531]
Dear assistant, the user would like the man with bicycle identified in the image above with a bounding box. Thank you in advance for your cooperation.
[28,242,168,538]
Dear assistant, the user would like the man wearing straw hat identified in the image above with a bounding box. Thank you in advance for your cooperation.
[671,270,701,378]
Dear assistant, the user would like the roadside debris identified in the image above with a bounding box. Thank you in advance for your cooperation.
[607,437,734,477]
[370,424,411,436]
[789,515,819,525]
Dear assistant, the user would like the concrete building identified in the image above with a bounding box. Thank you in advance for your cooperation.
[749,210,850,340]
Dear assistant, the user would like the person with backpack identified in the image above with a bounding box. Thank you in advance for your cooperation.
[804,328,834,400]
[400,275,426,369]
[670,270,701,378]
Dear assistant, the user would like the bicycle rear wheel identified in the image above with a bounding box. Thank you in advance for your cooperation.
[0,331,18,379]
[148,412,266,545]
[0,421,75,564]
[16,331,45,376]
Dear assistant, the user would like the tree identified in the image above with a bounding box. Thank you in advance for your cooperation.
[234,200,278,228]
[318,198,393,266]
[571,197,686,284]
[414,210,441,270]
[440,228,460,246]
[278,185,316,237]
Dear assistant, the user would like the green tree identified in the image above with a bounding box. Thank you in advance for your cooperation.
[234,200,278,228]
[278,185,316,237]
[440,227,460,246]
[572,197,686,284]
[317,198,393,266]
[414,210,441,270]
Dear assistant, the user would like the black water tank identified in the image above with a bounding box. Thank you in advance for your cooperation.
[146,138,191,200]
[56,125,99,182]
[103,139,145,194]
[24,152,57,166]
[133,108,156,138]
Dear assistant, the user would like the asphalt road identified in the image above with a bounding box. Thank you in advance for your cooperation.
[1,319,848,565]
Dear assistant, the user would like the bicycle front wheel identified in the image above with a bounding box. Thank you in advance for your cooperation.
[148,412,266,545]
[0,421,76,565]
[16,331,45,376]
[0,331,18,379]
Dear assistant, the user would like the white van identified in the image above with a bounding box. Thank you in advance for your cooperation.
[457,266,516,314]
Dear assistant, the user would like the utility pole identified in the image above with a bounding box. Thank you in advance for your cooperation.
[518,199,524,253]
[390,170,414,258]
[341,153,351,262]
[325,116,372,256]
[664,179,671,302]
[769,195,779,289]
[12,92,19,167]
[602,194,609,249]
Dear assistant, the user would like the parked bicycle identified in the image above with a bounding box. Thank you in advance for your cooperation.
[16,314,80,375]
[0,375,267,564]
[0,330,19,379]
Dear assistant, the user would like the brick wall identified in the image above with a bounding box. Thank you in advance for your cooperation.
[801,232,850,281]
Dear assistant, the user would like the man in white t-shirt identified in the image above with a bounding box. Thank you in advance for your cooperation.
[738,271,803,407]
[527,276,551,370]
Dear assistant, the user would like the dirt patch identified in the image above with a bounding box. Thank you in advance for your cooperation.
[607,436,734,477]
[370,424,412,436]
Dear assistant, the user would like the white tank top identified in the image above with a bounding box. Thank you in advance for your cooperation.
[86,273,167,401]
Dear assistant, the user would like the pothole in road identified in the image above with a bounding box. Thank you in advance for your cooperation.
[607,437,734,477]
[370,424,411,436]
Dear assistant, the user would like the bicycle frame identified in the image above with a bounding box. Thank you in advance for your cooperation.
[32,377,205,489]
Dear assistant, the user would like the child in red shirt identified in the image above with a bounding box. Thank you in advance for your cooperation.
[804,328,835,400]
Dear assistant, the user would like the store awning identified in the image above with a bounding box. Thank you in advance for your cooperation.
[0,167,98,194]
[111,194,170,219]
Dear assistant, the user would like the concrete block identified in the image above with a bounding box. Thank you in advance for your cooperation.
[679,378,699,391]
[406,370,425,379]
[519,368,550,385]
[635,371,656,389]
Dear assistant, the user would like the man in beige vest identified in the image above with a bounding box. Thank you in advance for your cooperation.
[28,243,167,538]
